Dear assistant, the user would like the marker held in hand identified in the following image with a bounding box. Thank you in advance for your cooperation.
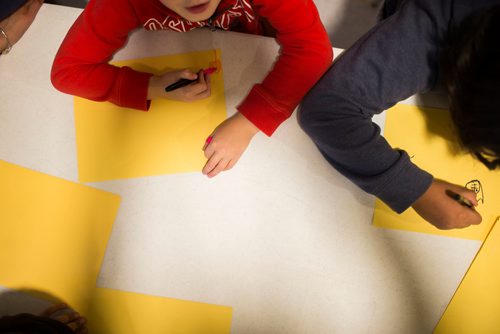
[165,67,217,92]
[445,189,474,209]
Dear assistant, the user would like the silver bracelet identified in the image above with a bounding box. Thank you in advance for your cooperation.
[0,27,12,55]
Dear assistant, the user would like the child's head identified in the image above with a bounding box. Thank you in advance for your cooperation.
[442,5,500,170]
[160,0,222,22]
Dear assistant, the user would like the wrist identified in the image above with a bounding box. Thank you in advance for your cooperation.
[234,112,260,136]
[147,76,160,100]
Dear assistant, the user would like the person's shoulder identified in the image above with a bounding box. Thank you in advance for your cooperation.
[407,0,453,19]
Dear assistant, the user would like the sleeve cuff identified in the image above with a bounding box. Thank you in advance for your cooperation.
[237,85,291,137]
[109,66,154,111]
[375,150,434,213]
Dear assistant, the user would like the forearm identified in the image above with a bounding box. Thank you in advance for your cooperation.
[300,1,445,212]
[240,0,333,136]
[50,0,150,109]
[301,89,433,212]
[52,58,153,110]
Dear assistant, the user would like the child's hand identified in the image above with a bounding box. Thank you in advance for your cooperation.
[147,69,211,102]
[412,179,482,230]
[40,303,87,334]
[202,113,259,178]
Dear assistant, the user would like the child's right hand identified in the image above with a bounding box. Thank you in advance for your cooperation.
[412,179,482,230]
[147,69,211,102]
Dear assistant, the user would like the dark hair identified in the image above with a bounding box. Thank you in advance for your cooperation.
[442,5,500,170]
[0,313,73,334]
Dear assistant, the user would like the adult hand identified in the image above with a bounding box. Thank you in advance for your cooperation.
[412,179,482,230]
[0,0,43,52]
[202,112,259,178]
[147,69,211,102]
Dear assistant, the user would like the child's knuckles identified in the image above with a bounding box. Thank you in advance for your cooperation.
[439,217,456,229]
[54,314,70,323]
[184,93,198,101]
[471,212,482,225]
[181,69,192,77]
[205,160,217,170]
[66,322,80,331]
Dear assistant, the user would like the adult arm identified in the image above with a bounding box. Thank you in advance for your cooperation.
[0,0,43,54]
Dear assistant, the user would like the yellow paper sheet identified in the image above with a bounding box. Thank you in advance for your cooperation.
[74,49,227,182]
[87,288,232,334]
[0,160,121,313]
[434,217,500,334]
[373,104,500,240]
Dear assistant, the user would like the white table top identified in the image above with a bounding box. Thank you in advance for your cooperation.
[0,4,480,333]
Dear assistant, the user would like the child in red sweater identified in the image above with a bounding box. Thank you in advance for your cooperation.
[51,0,333,177]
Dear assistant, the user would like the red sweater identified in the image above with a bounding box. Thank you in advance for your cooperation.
[51,0,333,136]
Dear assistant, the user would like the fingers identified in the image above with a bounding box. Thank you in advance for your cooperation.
[65,316,87,333]
[200,114,257,177]
[202,134,213,151]
[149,68,214,101]
[202,154,234,177]
[442,200,482,229]
[39,302,67,317]
[225,159,236,171]
[202,143,223,177]
[202,137,236,177]
[446,186,482,227]
[458,188,479,207]
[171,69,198,84]
[167,69,211,101]
[52,311,79,323]
[57,312,87,333]
[413,179,484,230]
[186,69,211,99]
[467,210,482,225]
[452,212,482,229]
[40,303,87,333]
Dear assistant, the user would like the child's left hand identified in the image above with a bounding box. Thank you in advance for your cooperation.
[202,113,259,177]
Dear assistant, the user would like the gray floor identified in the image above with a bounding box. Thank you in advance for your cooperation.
[315,0,381,48]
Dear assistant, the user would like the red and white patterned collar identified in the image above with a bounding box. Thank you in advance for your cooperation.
[144,0,255,32]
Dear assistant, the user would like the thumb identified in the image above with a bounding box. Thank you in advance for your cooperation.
[458,188,479,206]
[178,69,198,80]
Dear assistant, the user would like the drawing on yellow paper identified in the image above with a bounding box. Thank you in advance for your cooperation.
[372,104,500,240]
[74,49,227,182]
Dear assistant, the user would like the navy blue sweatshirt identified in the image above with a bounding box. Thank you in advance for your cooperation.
[300,0,500,213]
